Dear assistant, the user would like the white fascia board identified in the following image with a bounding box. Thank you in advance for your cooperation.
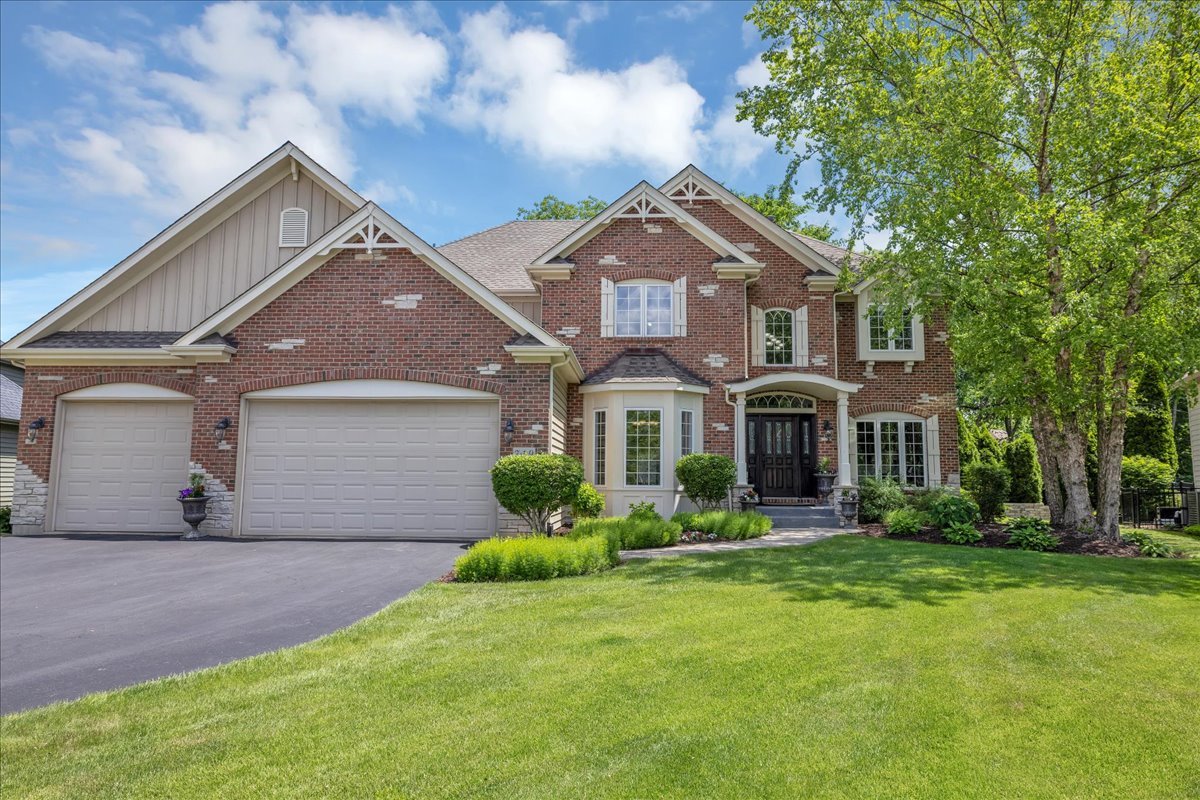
[659,165,843,276]
[530,181,759,268]
[725,372,863,399]
[505,345,585,382]
[578,381,710,395]
[5,142,365,350]
[0,348,209,366]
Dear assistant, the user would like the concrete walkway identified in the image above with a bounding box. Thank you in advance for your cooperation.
[622,527,847,559]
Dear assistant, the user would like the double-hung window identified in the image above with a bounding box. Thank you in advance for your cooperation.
[855,418,926,486]
[616,282,672,337]
[593,410,607,486]
[625,409,662,486]
[868,306,915,351]
[680,410,694,457]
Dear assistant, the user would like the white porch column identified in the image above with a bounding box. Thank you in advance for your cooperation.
[836,391,852,486]
[734,393,748,484]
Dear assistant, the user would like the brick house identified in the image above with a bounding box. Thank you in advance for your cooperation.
[1,143,958,537]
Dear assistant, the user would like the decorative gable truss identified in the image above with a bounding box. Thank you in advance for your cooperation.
[666,174,721,205]
[323,212,409,257]
[612,189,674,220]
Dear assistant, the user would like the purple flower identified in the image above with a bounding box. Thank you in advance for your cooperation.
[179,488,194,500]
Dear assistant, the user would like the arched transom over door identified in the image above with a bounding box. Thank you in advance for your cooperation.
[239,380,500,538]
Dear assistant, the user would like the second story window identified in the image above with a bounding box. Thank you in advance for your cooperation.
[616,282,672,337]
[751,305,809,367]
[764,309,795,365]
[868,306,914,351]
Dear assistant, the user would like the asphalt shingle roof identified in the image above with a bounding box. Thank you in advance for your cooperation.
[0,372,21,422]
[792,231,867,272]
[583,349,709,387]
[438,220,584,295]
[23,331,233,348]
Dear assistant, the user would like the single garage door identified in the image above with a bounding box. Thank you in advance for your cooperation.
[241,399,499,538]
[54,401,192,532]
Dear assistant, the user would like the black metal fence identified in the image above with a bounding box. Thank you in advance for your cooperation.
[1119,482,1195,528]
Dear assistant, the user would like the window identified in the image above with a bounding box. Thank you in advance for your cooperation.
[594,410,607,486]
[625,409,662,486]
[856,418,926,487]
[616,282,672,337]
[279,207,309,247]
[764,309,795,365]
[680,410,694,457]
[868,306,914,351]
[746,393,815,411]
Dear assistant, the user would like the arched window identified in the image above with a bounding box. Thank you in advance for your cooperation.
[745,392,815,411]
[279,208,309,247]
[764,309,794,365]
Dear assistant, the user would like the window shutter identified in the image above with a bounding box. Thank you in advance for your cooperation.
[279,208,308,247]
[672,276,687,336]
[927,415,942,486]
[750,305,765,367]
[600,278,615,337]
[795,305,809,367]
[848,418,858,483]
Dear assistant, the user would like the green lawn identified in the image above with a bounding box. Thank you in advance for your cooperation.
[3,537,1198,800]
[1129,525,1200,557]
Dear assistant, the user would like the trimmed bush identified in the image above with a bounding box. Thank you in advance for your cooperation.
[570,516,681,550]
[455,534,614,582]
[670,510,772,540]
[675,454,737,510]
[884,507,925,535]
[1005,517,1059,551]
[627,500,662,521]
[975,424,1004,465]
[1121,530,1176,558]
[491,454,584,533]
[942,521,983,545]
[963,461,1011,523]
[957,411,979,467]
[1183,525,1200,537]
[1004,433,1043,503]
[1120,455,1174,491]
[858,477,907,523]
[571,482,605,519]
[927,494,980,529]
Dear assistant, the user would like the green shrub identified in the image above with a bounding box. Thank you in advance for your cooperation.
[1124,361,1178,470]
[858,477,907,523]
[975,424,1004,465]
[1004,433,1043,503]
[1120,455,1174,491]
[670,510,772,540]
[570,516,681,550]
[627,500,662,521]
[1120,530,1177,558]
[884,507,925,535]
[491,454,584,533]
[957,411,979,467]
[1183,525,1200,537]
[907,486,952,513]
[927,494,980,529]
[1005,517,1059,551]
[571,482,605,519]
[942,521,983,545]
[675,453,738,510]
[454,534,614,582]
[0,506,10,534]
[963,461,1011,522]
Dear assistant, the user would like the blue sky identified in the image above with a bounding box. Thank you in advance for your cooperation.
[0,0,847,340]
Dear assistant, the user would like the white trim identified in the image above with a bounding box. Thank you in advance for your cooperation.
[279,207,309,247]
[856,291,925,361]
[622,406,665,489]
[59,382,194,401]
[0,347,233,366]
[579,382,710,395]
[680,408,695,458]
[744,391,818,413]
[851,412,930,487]
[592,408,608,488]
[178,203,564,349]
[614,279,674,338]
[243,379,498,401]
[727,372,862,401]
[5,143,363,350]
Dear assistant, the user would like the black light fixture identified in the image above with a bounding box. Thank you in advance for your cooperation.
[503,418,515,444]
[822,420,832,434]
[27,417,45,443]
[214,417,232,443]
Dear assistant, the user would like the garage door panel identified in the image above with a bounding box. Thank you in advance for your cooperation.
[242,398,498,538]
[55,401,192,533]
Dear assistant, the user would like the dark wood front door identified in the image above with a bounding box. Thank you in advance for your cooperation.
[747,414,816,498]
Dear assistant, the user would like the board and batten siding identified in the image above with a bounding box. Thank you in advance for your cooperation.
[0,422,17,507]
[550,369,569,455]
[74,173,354,332]
[505,298,542,325]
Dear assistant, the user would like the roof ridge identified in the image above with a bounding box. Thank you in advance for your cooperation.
[437,218,583,250]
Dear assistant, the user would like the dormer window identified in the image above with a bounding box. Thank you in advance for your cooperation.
[279,208,309,247]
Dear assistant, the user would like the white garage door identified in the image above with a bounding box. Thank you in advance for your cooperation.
[54,401,192,532]
[241,400,499,538]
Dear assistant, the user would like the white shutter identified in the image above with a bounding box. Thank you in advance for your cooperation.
[279,208,308,247]
[796,305,809,367]
[848,418,858,484]
[750,305,765,367]
[927,415,942,487]
[600,278,615,337]
[673,276,688,337]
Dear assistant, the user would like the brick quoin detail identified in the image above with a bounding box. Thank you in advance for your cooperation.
[235,368,506,396]
[54,371,193,398]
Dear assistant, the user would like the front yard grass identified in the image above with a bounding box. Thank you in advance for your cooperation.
[3,536,1198,799]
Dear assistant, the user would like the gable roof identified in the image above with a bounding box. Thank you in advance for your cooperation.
[791,231,866,272]
[0,371,21,423]
[3,142,365,350]
[438,220,583,294]
[177,202,564,350]
[529,182,763,270]
[659,164,846,276]
[23,331,232,348]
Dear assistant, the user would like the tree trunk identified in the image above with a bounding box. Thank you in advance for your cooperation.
[1094,358,1133,542]
[1031,406,1093,530]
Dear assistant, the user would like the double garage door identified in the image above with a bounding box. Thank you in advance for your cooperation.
[53,395,498,538]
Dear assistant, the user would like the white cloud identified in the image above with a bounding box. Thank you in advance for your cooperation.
[0,268,104,340]
[24,27,141,77]
[448,6,705,172]
[705,55,772,175]
[362,180,416,207]
[7,233,92,260]
[565,2,608,38]
[663,2,714,21]
[58,129,150,197]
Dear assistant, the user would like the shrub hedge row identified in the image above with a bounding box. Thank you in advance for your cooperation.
[569,516,682,550]
[455,534,616,582]
[671,510,772,540]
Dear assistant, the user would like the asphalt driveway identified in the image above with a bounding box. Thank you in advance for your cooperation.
[0,535,464,714]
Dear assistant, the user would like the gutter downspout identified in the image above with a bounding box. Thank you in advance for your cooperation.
[832,291,841,381]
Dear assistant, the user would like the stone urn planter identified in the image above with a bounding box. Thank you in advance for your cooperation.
[738,489,760,513]
[179,495,212,539]
[837,491,859,528]
[815,472,837,503]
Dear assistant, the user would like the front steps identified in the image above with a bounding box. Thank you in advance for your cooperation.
[757,503,841,529]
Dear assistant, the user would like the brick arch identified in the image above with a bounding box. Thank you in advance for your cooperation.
[609,267,677,283]
[54,371,194,398]
[235,368,506,396]
[849,402,932,418]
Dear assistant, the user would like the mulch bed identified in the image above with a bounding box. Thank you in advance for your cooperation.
[852,522,1146,558]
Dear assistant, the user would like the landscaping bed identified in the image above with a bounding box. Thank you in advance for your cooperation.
[853,522,1149,557]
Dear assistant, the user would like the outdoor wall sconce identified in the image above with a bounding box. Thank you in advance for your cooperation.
[503,418,515,444]
[820,419,833,443]
[27,417,45,443]
[214,417,232,443]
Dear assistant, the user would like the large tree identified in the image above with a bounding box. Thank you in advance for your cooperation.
[737,184,837,241]
[741,0,1200,539]
[516,195,607,220]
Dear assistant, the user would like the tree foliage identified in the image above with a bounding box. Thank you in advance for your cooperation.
[516,195,607,220]
[736,184,836,241]
[957,411,979,468]
[741,0,1200,539]
[1004,433,1044,504]
[1124,361,1178,470]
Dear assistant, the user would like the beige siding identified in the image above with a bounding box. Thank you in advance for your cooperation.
[75,174,354,332]
[0,422,15,507]
[550,369,568,455]
[505,298,542,325]
[1191,394,1200,482]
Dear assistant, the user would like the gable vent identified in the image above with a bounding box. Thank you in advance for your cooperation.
[279,207,309,247]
